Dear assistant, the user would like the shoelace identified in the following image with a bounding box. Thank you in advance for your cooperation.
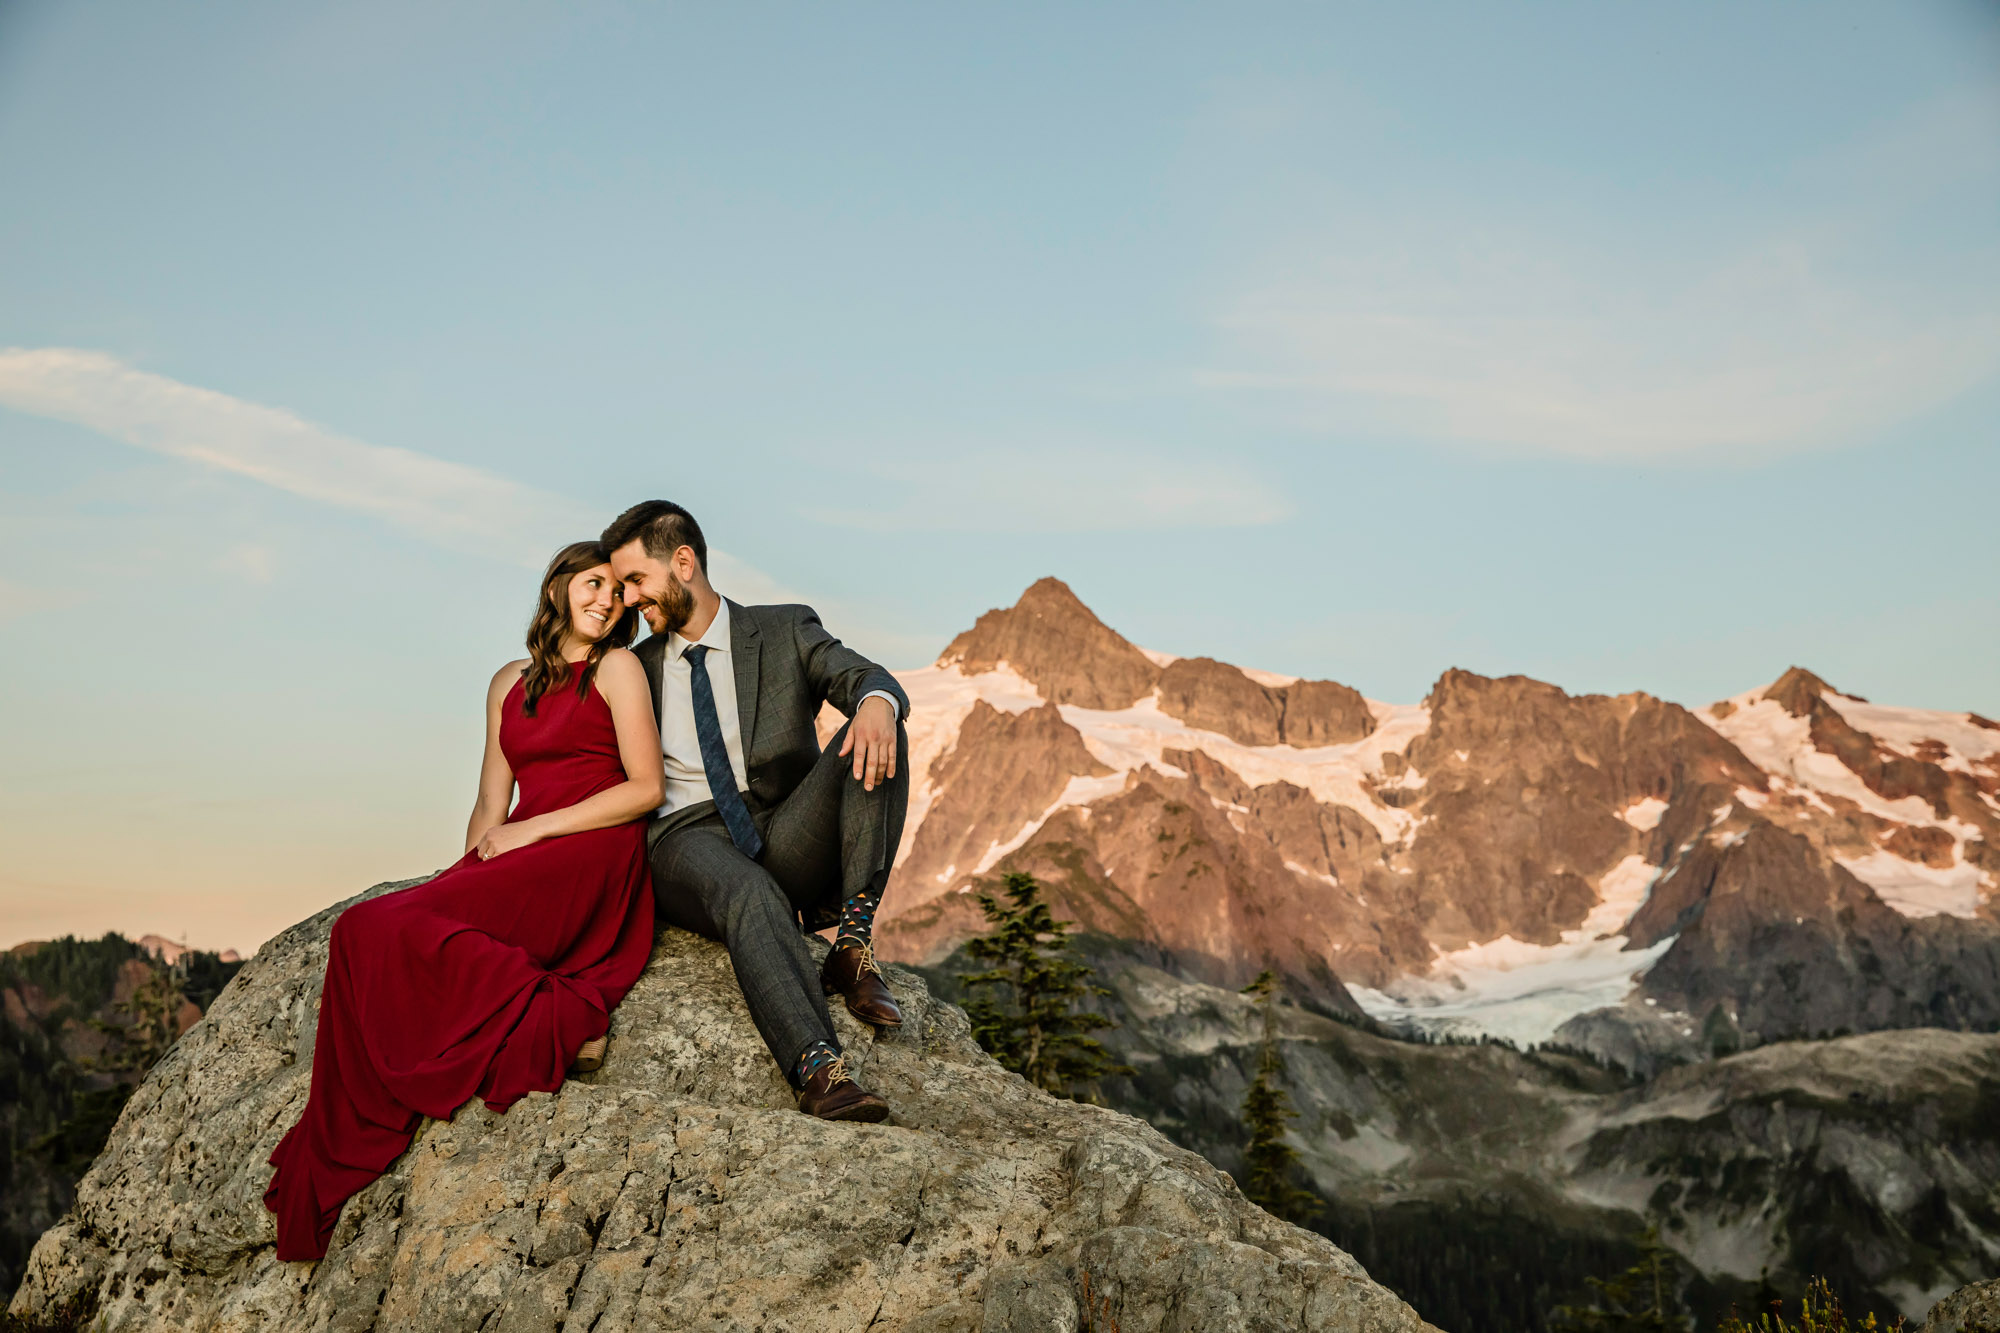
[853,941,884,978]
[815,1054,854,1088]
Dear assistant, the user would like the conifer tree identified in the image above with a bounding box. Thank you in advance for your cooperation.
[87,966,183,1077]
[960,871,1129,1100]
[38,961,188,1174]
[1549,1228,1688,1333]
[1239,969,1319,1223]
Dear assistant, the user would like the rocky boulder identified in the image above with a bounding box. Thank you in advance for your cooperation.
[8,879,1432,1333]
[1927,1280,2000,1333]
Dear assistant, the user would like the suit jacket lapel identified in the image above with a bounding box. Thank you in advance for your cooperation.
[634,634,666,728]
[728,599,761,758]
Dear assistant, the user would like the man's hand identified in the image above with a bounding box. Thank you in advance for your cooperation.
[840,695,899,792]
[476,821,542,862]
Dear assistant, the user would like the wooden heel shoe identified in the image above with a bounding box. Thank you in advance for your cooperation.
[572,1036,607,1074]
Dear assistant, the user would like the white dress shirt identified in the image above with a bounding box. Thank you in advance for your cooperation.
[656,597,901,816]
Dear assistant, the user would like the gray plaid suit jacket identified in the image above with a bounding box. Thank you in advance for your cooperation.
[633,600,909,841]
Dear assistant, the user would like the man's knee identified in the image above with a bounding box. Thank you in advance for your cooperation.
[711,870,795,939]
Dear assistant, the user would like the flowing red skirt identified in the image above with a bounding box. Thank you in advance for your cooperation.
[266,666,654,1260]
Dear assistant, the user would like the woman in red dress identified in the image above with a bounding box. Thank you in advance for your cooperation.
[265,541,662,1261]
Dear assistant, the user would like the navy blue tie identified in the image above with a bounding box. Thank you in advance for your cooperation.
[682,644,764,860]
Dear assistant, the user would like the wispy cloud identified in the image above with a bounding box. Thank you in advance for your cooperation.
[816,445,1294,532]
[1198,91,2000,461]
[1201,255,2000,459]
[0,347,795,600]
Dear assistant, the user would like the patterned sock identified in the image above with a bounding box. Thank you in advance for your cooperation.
[795,1039,841,1087]
[833,881,885,950]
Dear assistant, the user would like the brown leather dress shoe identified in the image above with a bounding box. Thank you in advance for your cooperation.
[822,941,904,1029]
[796,1055,890,1123]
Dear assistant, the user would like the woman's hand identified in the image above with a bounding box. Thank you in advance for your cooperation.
[476,821,542,862]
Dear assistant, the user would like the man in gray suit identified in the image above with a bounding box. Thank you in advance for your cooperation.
[602,500,908,1122]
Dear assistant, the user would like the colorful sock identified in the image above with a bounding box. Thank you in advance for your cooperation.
[833,880,885,949]
[795,1039,841,1087]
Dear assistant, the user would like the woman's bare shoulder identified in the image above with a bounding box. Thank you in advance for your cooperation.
[487,658,531,700]
[595,647,645,687]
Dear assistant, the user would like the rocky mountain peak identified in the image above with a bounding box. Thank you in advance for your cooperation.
[933,579,1377,749]
[1155,658,1376,747]
[1420,666,1520,714]
[1761,665,1851,715]
[936,577,1162,710]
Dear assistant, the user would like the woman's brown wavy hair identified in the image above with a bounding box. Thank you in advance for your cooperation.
[521,541,636,716]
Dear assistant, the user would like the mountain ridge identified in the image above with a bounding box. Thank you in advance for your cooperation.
[864,579,2000,1060]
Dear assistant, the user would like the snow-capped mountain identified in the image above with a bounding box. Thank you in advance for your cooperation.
[851,579,2000,1061]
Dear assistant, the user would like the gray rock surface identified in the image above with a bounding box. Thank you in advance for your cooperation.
[1927,1280,2000,1333]
[8,879,1432,1333]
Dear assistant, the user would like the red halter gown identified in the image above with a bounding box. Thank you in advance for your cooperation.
[265,661,654,1261]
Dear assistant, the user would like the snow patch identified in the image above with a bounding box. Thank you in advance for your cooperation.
[889,660,1432,909]
[1349,855,1669,1047]
[1137,645,1180,668]
[1701,687,1998,918]
[1701,694,1951,827]
[1837,850,1984,919]
[969,771,1132,876]
[1823,694,2000,773]
[1057,693,1432,843]
[1586,855,1659,935]
[1620,797,1668,831]
[893,662,1049,877]
[1239,665,1300,688]
[1284,860,1340,888]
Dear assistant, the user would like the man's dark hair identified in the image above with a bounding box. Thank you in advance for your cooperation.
[601,500,707,574]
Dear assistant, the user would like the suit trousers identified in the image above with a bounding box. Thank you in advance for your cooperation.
[646,720,909,1083]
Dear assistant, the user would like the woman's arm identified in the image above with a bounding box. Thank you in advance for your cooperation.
[465,660,528,855]
[474,650,665,860]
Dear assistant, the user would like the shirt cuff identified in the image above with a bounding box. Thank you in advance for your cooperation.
[860,689,901,721]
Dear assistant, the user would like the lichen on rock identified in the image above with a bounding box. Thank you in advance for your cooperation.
[8,878,1432,1333]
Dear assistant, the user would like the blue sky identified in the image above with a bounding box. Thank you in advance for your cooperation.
[2,2,1996,950]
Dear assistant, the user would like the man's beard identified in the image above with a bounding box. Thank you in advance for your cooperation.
[647,573,696,636]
